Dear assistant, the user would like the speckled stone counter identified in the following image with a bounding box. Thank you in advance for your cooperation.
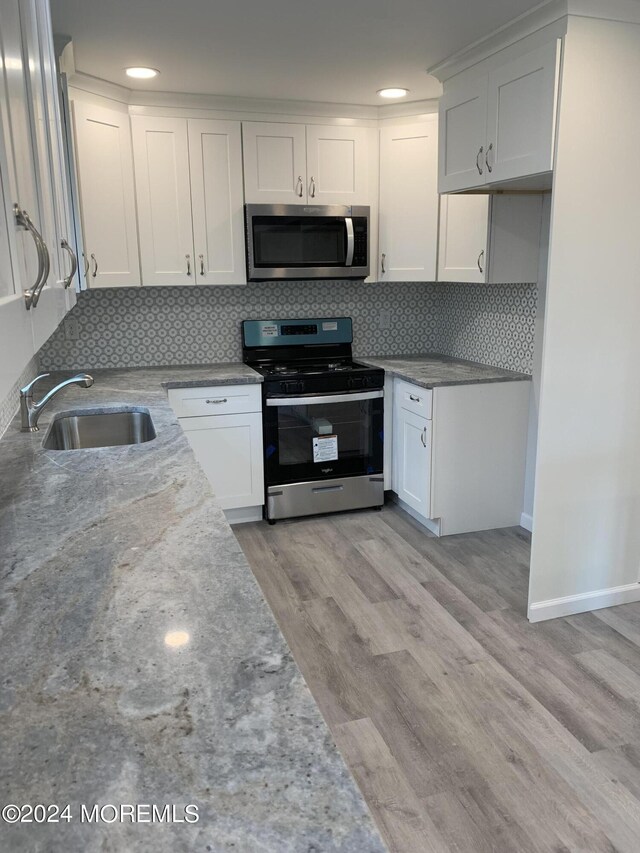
[0,365,385,852]
[359,354,531,389]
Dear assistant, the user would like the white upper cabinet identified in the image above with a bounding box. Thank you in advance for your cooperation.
[132,115,246,286]
[438,194,489,283]
[132,115,193,286]
[438,40,560,192]
[73,101,140,287]
[438,193,543,284]
[242,122,307,204]
[187,119,246,285]
[438,77,488,193]
[378,120,439,281]
[305,125,371,205]
[485,41,560,184]
[243,121,373,205]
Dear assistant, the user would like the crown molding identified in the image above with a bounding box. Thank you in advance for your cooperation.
[67,72,440,123]
[428,0,568,81]
[428,0,640,82]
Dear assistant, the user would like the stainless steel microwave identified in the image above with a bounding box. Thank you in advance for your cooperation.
[245,204,370,281]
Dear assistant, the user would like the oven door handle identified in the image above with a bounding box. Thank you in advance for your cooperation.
[345,217,354,267]
[266,389,383,407]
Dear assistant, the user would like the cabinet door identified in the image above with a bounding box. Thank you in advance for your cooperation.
[305,125,372,205]
[73,101,140,286]
[379,121,438,281]
[179,412,264,510]
[0,0,43,300]
[438,74,488,193]
[394,406,432,518]
[487,194,543,284]
[188,119,246,285]
[242,121,307,204]
[485,40,560,183]
[437,194,489,283]
[131,115,194,285]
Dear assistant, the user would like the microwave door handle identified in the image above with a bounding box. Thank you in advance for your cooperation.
[266,390,383,407]
[345,217,354,267]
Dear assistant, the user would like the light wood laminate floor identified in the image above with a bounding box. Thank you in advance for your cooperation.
[235,505,640,852]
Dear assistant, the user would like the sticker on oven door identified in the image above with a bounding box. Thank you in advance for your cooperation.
[322,321,338,331]
[313,435,338,463]
[262,324,278,337]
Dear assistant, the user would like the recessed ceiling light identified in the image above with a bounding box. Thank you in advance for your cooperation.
[377,87,409,99]
[125,67,159,79]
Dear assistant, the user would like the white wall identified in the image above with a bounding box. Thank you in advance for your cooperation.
[528,15,640,620]
[521,194,551,530]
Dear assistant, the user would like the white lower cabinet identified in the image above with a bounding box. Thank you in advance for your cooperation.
[168,384,264,523]
[391,377,529,535]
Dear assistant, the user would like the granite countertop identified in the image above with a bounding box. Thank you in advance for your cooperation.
[359,354,531,390]
[0,364,384,852]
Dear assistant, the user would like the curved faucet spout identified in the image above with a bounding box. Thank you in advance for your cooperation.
[20,373,94,432]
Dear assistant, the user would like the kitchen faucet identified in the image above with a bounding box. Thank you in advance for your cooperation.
[20,373,94,432]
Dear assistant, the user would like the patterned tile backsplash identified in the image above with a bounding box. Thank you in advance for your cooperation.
[0,356,39,438]
[38,280,537,375]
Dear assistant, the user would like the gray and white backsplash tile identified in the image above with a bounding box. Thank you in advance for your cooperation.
[38,280,537,375]
[0,356,39,438]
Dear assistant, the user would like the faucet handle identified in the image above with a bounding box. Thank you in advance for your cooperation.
[20,373,50,398]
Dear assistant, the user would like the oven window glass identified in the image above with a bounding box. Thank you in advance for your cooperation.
[275,398,376,468]
[252,216,347,267]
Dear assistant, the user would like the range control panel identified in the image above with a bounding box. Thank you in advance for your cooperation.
[242,317,353,347]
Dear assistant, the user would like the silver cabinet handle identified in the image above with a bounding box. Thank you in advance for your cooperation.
[381,252,386,274]
[205,398,227,404]
[309,176,316,198]
[90,253,98,278]
[296,176,303,197]
[199,254,205,276]
[60,239,77,289]
[477,249,485,274]
[345,217,354,267]
[83,252,89,278]
[485,143,493,173]
[409,394,421,402]
[14,205,45,310]
[186,254,191,276]
[476,146,484,175]
[421,426,427,448]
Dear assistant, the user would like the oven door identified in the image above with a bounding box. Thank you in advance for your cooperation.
[263,389,383,486]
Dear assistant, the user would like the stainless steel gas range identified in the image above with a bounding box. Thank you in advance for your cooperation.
[242,317,384,523]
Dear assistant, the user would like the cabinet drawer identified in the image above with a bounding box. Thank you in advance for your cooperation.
[395,380,433,419]
[168,384,261,417]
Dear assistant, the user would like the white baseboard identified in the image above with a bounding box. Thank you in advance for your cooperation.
[520,512,533,532]
[224,505,263,525]
[528,582,640,622]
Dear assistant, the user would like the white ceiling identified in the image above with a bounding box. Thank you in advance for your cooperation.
[51,0,547,106]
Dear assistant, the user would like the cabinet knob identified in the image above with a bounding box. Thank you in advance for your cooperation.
[199,254,205,276]
[309,176,316,198]
[186,254,191,276]
[90,253,98,278]
[476,146,484,176]
[477,250,485,274]
[205,398,227,404]
[381,253,386,274]
[296,176,303,197]
[421,426,427,448]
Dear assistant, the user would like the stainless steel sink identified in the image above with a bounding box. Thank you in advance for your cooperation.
[43,408,156,450]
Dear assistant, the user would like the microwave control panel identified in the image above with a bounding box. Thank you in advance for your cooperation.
[352,217,368,268]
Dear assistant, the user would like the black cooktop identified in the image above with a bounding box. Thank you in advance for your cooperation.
[254,359,372,378]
